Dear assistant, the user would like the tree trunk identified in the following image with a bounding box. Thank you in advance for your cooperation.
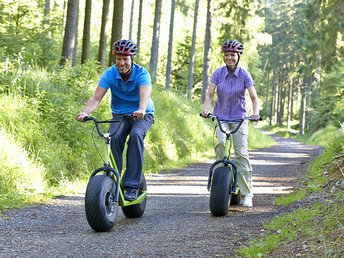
[278,85,285,125]
[108,0,124,66]
[287,81,292,130]
[290,78,295,121]
[43,0,50,27]
[72,2,79,67]
[269,69,275,126]
[265,69,270,104]
[62,0,67,36]
[274,72,279,125]
[165,0,176,92]
[81,0,92,64]
[316,54,321,99]
[300,76,307,136]
[129,0,135,40]
[187,0,200,99]
[136,0,143,61]
[149,0,163,83]
[201,0,212,103]
[60,0,79,66]
[97,0,110,68]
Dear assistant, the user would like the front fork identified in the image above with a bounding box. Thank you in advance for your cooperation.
[89,139,121,203]
[207,159,238,194]
[208,130,238,193]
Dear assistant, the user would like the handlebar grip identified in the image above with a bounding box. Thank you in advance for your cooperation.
[83,116,95,122]
[249,117,263,122]
[83,116,91,122]
[200,113,214,118]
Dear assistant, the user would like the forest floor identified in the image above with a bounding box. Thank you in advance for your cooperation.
[0,133,323,257]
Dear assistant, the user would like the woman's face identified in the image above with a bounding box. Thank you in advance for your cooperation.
[224,51,239,69]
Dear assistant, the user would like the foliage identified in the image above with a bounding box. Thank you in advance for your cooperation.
[0,0,63,66]
[238,131,344,256]
[308,64,344,131]
[0,128,47,211]
[169,35,204,96]
[294,124,341,148]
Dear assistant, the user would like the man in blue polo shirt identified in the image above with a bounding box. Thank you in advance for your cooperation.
[77,39,154,201]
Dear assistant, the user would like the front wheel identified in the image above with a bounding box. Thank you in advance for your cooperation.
[85,174,119,232]
[121,173,147,218]
[209,166,233,216]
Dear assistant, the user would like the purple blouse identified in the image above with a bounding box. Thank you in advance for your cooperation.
[210,66,255,120]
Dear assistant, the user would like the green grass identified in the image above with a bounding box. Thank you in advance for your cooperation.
[237,132,344,257]
[248,124,276,150]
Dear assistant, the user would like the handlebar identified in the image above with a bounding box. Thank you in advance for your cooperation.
[82,114,135,138]
[200,113,262,135]
[200,113,262,121]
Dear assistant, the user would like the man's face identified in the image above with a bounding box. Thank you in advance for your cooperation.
[224,51,239,69]
[115,54,132,74]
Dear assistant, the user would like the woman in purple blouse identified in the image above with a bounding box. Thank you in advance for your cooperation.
[201,40,260,207]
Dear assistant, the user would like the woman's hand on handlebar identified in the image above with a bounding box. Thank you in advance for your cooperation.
[77,112,89,122]
[201,110,210,118]
[250,114,260,121]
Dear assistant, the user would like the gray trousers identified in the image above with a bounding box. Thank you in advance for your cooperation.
[215,120,253,197]
[109,114,154,188]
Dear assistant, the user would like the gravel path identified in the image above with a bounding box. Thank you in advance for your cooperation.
[0,133,323,257]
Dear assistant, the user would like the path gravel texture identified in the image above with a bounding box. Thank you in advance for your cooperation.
[0,133,323,257]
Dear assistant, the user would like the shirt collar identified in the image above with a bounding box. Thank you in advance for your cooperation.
[224,66,240,77]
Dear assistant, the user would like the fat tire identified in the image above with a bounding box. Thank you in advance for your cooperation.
[121,173,147,218]
[85,174,118,232]
[209,166,232,216]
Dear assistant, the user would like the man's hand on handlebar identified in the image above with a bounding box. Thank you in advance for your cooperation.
[77,112,89,122]
[133,109,145,120]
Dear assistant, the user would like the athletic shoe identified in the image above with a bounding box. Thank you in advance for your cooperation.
[124,187,139,201]
[243,195,253,207]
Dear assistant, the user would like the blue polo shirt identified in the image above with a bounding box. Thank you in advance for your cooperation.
[98,63,155,115]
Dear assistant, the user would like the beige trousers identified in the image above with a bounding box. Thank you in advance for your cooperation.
[215,120,253,197]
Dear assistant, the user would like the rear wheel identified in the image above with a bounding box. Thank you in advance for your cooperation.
[85,174,118,232]
[121,173,147,218]
[209,166,232,216]
[231,191,241,205]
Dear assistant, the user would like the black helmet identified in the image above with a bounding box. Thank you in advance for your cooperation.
[113,39,137,55]
[222,40,244,55]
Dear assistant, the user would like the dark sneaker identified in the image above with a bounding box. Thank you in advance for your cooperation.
[124,187,139,201]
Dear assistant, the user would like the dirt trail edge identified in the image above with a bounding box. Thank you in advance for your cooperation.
[0,133,323,257]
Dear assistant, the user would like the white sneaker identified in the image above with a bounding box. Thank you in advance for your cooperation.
[243,195,253,207]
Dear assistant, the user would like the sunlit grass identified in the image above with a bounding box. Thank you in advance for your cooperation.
[238,132,344,256]
[0,129,47,212]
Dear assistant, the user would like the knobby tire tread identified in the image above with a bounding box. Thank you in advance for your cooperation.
[85,174,118,232]
[209,166,232,216]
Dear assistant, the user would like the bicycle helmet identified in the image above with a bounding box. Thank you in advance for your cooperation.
[222,40,244,55]
[113,39,137,55]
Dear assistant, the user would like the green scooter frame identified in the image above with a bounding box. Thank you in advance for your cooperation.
[83,115,147,232]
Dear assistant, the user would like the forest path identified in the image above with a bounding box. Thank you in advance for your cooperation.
[0,133,323,256]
